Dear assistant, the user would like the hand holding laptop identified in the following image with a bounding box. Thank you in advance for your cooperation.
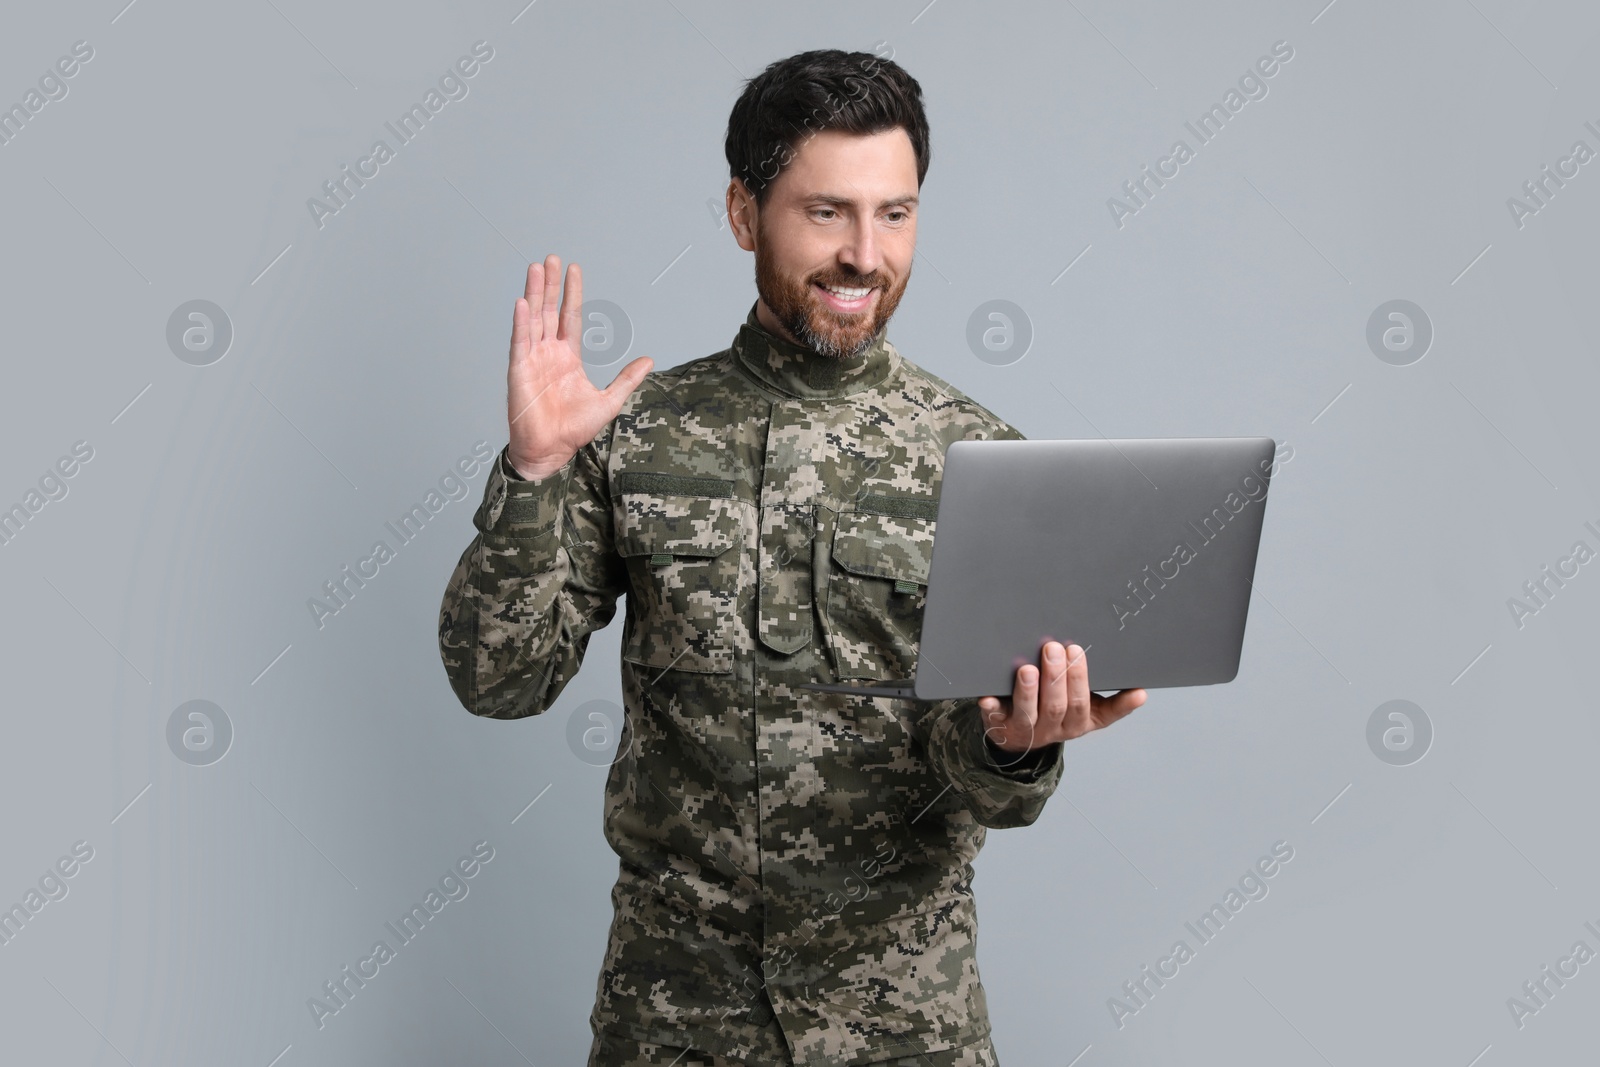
[978,640,1146,753]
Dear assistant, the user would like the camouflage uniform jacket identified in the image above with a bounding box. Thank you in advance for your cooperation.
[438,304,1066,1065]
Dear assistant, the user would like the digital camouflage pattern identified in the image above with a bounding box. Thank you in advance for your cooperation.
[439,304,1065,1066]
[588,1030,998,1066]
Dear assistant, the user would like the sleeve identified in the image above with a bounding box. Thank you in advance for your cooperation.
[913,700,1065,829]
[437,424,626,719]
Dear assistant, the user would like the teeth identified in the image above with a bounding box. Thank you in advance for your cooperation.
[823,285,871,299]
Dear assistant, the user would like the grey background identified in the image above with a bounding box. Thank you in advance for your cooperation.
[1,0,1597,1063]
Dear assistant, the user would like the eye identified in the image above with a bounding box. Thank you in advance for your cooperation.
[885,210,908,223]
[812,207,837,221]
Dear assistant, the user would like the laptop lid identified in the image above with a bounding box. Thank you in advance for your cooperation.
[912,437,1279,699]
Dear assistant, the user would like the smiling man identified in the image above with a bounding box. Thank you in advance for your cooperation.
[438,48,1145,1067]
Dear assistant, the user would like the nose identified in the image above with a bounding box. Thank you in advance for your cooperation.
[838,215,882,278]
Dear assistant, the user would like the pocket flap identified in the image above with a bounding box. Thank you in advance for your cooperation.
[831,509,936,586]
[616,481,739,559]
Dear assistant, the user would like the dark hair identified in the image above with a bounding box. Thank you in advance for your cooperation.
[724,48,931,205]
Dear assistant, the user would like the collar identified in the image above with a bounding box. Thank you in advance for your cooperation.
[731,301,899,399]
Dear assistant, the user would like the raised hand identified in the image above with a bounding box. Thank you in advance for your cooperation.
[505,254,653,479]
[979,641,1146,753]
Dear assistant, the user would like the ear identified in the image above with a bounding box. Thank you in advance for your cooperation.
[726,178,758,252]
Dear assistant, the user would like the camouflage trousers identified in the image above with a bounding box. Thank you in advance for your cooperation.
[587,1030,999,1067]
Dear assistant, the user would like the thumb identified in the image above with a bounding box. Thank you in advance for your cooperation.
[601,356,654,407]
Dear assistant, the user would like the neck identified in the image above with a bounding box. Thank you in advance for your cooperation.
[733,301,898,399]
[754,299,803,348]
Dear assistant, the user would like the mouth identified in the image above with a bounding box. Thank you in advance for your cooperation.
[813,281,877,313]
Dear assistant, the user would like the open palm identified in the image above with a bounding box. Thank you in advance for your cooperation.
[506,254,653,480]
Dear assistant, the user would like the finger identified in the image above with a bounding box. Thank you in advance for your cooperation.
[1063,643,1092,735]
[558,261,583,345]
[1007,664,1040,746]
[1037,641,1069,739]
[524,262,544,344]
[601,356,655,407]
[979,696,1020,753]
[984,700,1039,768]
[509,296,530,363]
[979,695,1006,738]
[540,253,562,341]
[1093,687,1147,728]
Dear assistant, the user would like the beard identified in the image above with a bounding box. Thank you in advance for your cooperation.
[754,229,909,360]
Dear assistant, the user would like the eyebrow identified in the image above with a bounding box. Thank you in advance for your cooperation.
[806,193,919,209]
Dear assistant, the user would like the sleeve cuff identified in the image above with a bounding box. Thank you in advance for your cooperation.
[981,732,1062,780]
[473,445,574,541]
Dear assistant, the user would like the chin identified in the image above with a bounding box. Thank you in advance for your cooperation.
[801,305,874,351]
[805,328,875,361]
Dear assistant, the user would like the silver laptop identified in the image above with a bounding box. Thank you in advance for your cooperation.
[801,437,1280,700]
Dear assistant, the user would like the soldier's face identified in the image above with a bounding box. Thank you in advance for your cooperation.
[738,128,918,360]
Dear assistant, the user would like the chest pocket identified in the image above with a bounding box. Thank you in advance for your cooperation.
[823,495,938,680]
[615,472,743,675]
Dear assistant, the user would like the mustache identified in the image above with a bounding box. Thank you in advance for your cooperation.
[812,273,888,289]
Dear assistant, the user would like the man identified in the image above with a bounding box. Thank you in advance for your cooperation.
[438,49,1146,1067]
